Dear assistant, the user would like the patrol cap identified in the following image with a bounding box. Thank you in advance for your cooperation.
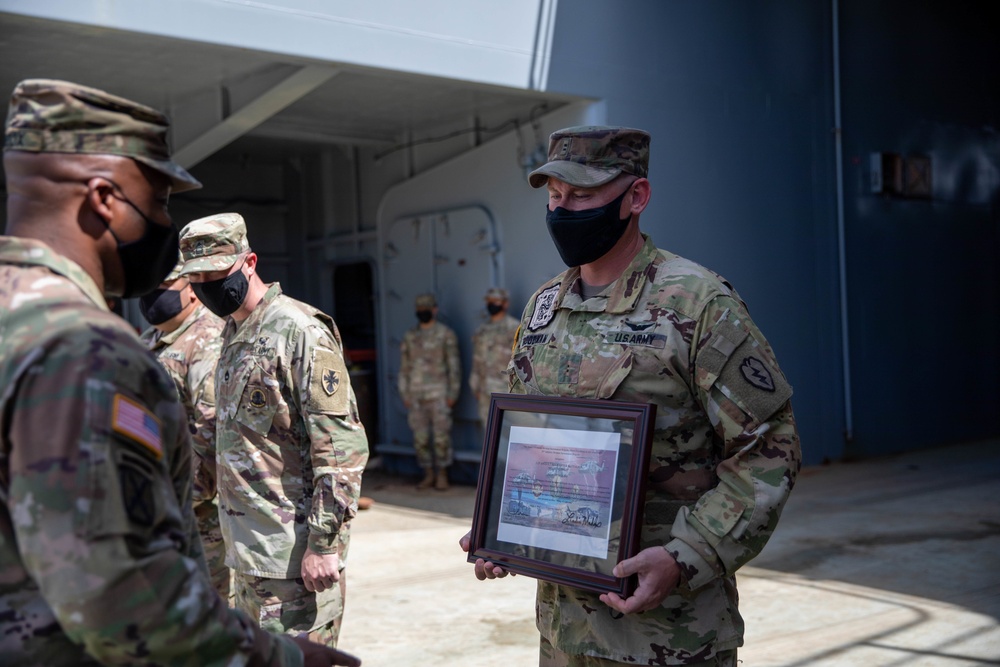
[178,213,251,274]
[485,287,509,301]
[3,79,201,193]
[528,126,649,189]
[162,257,186,283]
[415,293,437,308]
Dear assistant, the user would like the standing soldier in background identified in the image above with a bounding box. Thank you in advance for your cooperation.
[469,287,519,428]
[180,213,368,647]
[0,78,358,666]
[398,293,462,491]
[139,260,230,600]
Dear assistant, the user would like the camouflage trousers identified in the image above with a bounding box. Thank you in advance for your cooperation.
[233,571,346,647]
[539,636,737,667]
[407,396,452,469]
[194,498,231,601]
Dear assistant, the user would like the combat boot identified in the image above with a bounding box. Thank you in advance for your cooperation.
[435,467,449,491]
[417,468,435,490]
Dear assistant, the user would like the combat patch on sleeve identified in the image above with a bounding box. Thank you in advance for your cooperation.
[716,335,793,423]
[111,393,163,460]
[308,347,351,416]
[118,458,156,526]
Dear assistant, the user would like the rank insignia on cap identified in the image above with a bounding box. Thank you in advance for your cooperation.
[323,369,340,396]
[740,356,775,392]
[111,394,163,459]
[528,284,560,331]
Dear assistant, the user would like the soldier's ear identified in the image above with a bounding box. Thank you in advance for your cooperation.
[84,177,117,230]
[244,252,258,275]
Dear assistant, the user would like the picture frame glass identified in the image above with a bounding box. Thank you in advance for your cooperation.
[469,394,655,595]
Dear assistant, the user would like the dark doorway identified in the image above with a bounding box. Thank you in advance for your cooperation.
[333,261,378,454]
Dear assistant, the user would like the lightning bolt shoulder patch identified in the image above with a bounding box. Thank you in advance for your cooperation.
[696,313,792,423]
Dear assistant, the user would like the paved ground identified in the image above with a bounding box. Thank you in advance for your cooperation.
[338,440,1000,666]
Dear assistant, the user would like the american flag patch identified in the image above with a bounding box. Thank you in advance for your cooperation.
[112,394,163,459]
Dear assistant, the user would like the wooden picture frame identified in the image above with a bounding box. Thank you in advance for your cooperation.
[467,393,656,597]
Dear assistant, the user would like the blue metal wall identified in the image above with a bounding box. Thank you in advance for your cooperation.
[545,1,1000,462]
[838,1,1000,458]
[545,1,845,463]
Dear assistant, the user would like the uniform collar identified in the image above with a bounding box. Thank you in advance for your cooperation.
[223,282,283,344]
[143,302,213,350]
[0,236,109,311]
[556,234,662,315]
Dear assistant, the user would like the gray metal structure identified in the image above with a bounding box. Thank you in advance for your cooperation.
[0,1,996,468]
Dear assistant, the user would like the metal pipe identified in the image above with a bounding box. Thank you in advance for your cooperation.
[832,0,854,441]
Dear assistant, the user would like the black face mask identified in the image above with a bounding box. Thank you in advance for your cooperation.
[191,264,249,317]
[486,303,504,316]
[545,184,633,268]
[104,187,179,298]
[139,287,185,325]
[416,310,434,323]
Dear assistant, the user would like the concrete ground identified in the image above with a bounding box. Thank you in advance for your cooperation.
[338,440,1000,666]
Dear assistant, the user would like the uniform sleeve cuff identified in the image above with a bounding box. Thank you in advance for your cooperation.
[308,532,339,555]
[664,537,717,591]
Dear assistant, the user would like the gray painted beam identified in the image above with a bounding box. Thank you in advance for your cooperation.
[174,65,340,168]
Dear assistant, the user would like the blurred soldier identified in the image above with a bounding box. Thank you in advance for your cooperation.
[398,293,461,491]
[0,79,358,666]
[462,126,800,667]
[139,260,230,600]
[180,213,369,646]
[469,287,519,427]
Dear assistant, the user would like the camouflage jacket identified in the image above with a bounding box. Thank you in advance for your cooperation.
[469,314,520,400]
[0,237,303,666]
[397,320,461,403]
[141,303,225,506]
[215,283,368,578]
[508,234,801,664]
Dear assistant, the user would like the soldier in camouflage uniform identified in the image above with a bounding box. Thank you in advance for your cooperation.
[397,293,461,490]
[469,287,520,426]
[139,260,230,600]
[179,213,369,647]
[462,126,801,667]
[0,79,359,666]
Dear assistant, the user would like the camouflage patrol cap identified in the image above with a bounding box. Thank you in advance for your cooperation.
[178,213,251,274]
[485,287,509,301]
[415,293,437,308]
[163,257,186,283]
[4,79,201,193]
[528,126,650,189]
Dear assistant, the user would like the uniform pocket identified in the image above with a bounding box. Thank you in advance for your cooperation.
[235,365,280,436]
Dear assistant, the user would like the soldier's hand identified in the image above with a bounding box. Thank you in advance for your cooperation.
[459,530,514,580]
[446,398,456,408]
[301,548,340,592]
[599,546,680,614]
[292,635,361,666]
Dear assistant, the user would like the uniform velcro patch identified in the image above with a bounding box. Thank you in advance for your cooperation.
[718,337,793,423]
[308,347,350,416]
[111,393,163,460]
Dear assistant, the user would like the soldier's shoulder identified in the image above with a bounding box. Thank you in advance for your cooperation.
[647,249,738,318]
[15,302,165,390]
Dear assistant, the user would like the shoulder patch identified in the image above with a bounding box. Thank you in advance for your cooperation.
[528,284,560,331]
[717,341,792,423]
[740,356,775,391]
[308,347,350,416]
[111,393,163,460]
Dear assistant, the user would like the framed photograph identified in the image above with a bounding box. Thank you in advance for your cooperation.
[467,393,656,597]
